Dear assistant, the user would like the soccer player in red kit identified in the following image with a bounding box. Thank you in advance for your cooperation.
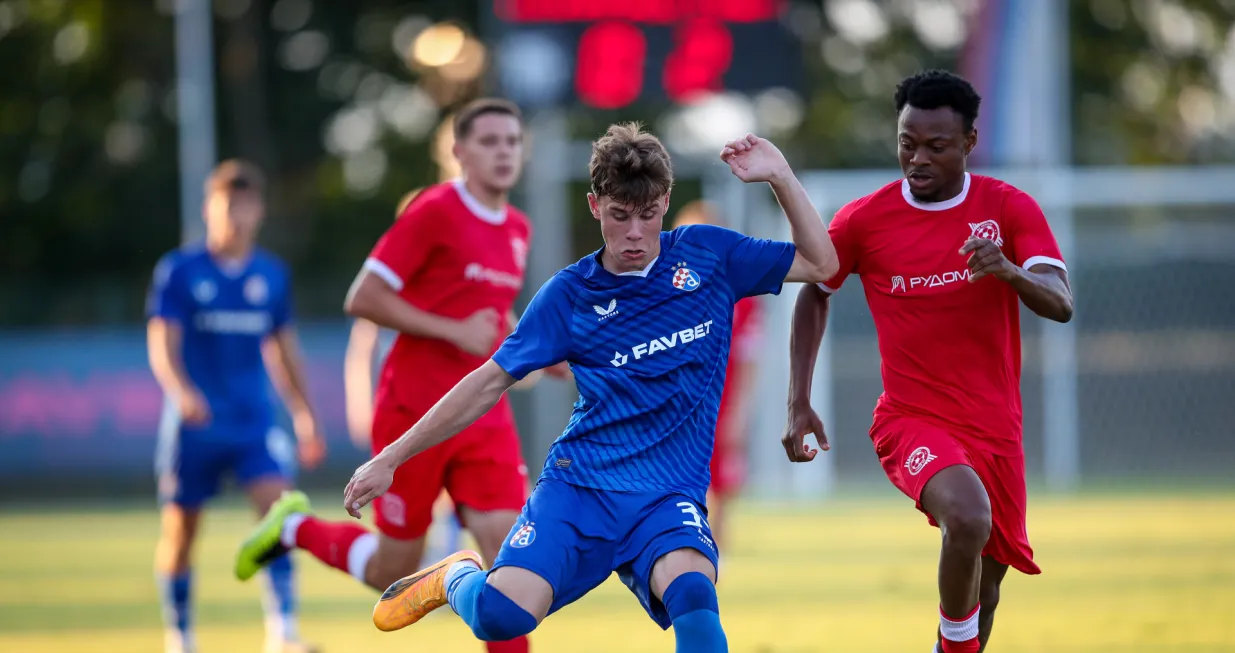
[672,200,764,547]
[236,99,535,653]
[784,71,1074,653]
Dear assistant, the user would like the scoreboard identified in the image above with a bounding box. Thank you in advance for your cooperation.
[491,0,803,109]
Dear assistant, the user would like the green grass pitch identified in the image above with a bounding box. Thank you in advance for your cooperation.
[2,492,1233,652]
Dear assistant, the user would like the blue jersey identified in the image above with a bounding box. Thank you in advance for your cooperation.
[146,245,294,431]
[492,225,795,503]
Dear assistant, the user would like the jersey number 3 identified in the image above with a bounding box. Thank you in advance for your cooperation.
[677,502,708,529]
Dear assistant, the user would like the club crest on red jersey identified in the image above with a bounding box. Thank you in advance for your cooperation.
[968,220,1003,246]
[511,237,528,271]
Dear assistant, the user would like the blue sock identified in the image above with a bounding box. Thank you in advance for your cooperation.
[262,553,299,642]
[446,566,537,641]
[663,572,727,653]
[157,570,193,645]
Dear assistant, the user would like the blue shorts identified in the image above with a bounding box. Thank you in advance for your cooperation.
[490,479,719,630]
[155,413,295,509]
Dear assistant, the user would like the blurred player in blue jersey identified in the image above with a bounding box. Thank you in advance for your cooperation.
[341,124,839,652]
[146,160,326,653]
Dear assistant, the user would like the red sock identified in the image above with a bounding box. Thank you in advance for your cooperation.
[292,516,373,577]
[485,636,530,653]
[939,604,980,653]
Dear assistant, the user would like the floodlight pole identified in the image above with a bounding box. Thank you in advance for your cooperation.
[173,0,217,244]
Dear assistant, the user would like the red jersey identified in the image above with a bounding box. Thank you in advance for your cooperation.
[717,296,762,431]
[363,181,531,427]
[820,173,1065,456]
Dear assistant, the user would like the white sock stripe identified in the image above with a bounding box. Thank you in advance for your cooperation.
[347,533,379,582]
[939,604,980,642]
[280,513,307,549]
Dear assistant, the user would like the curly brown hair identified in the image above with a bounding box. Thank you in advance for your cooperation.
[588,122,674,208]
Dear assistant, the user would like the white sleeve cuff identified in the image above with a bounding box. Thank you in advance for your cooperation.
[816,282,837,294]
[363,258,404,291]
[1022,255,1067,272]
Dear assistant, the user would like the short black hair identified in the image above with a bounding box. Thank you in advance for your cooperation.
[894,70,982,132]
[453,97,522,141]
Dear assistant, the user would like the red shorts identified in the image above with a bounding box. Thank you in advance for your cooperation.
[872,414,1040,575]
[370,405,528,541]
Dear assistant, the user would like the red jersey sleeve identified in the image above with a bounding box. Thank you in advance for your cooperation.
[1004,190,1066,272]
[363,200,444,291]
[818,201,862,294]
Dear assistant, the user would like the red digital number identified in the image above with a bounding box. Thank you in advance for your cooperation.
[663,20,734,103]
[575,21,647,110]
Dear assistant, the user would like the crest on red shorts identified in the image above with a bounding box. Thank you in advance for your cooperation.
[968,220,1003,246]
[379,493,406,527]
[904,446,938,476]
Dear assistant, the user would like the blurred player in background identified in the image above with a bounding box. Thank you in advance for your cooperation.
[236,99,539,653]
[146,160,326,653]
[342,124,839,653]
[671,200,763,547]
[343,187,464,567]
[784,71,1073,653]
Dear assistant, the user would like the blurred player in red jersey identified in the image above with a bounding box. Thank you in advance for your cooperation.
[237,99,541,653]
[343,188,547,568]
[344,187,465,567]
[672,200,763,547]
[784,71,1074,653]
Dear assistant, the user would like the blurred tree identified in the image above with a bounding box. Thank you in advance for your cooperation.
[1,0,1231,327]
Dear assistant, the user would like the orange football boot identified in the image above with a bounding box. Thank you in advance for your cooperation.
[372,550,483,632]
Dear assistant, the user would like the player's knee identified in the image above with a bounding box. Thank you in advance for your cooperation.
[664,572,726,651]
[946,505,992,551]
[939,493,991,552]
[473,583,538,641]
[663,571,719,619]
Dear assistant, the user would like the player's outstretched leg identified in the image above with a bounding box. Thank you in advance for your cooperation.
[235,491,381,587]
[920,466,991,653]
[373,550,485,631]
[376,554,548,643]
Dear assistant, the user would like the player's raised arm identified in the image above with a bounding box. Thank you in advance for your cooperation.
[784,283,832,463]
[721,134,838,282]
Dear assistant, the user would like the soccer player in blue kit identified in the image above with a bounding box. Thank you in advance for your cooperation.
[341,124,839,652]
[146,160,326,653]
